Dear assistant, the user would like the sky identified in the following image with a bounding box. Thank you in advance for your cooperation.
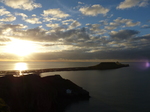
[0,0,150,62]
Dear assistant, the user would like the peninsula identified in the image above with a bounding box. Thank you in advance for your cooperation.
[0,62,129,76]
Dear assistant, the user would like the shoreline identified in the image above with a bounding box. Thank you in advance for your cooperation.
[0,62,129,76]
[0,74,90,112]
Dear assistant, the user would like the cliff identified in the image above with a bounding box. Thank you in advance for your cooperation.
[0,74,90,112]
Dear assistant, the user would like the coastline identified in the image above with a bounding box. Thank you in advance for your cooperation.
[0,74,90,112]
[0,62,129,76]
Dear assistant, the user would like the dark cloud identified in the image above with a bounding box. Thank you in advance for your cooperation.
[0,23,150,61]
[14,47,150,61]
[109,29,139,40]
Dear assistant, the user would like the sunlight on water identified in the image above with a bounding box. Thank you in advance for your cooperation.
[14,63,28,70]
[14,63,28,76]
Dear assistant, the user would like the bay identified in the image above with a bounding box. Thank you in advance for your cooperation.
[0,61,150,112]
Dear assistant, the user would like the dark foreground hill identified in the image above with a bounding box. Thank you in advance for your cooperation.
[0,74,89,112]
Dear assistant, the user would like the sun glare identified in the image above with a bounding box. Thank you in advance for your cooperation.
[14,63,28,70]
[5,39,36,56]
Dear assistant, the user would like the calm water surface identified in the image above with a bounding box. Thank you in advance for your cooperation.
[0,61,150,112]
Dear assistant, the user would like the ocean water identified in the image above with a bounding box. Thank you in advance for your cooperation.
[0,61,150,112]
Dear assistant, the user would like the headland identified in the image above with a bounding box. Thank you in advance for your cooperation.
[0,74,90,112]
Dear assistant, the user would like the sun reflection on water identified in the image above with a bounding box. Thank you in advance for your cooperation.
[14,63,28,76]
[15,63,28,70]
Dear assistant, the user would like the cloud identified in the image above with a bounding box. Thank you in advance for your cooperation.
[0,0,42,10]
[46,23,60,28]
[105,25,119,30]
[0,6,10,16]
[126,21,140,27]
[68,20,81,30]
[42,8,70,18]
[0,22,150,60]
[8,26,90,43]
[0,15,16,22]
[86,23,106,35]
[141,25,150,28]
[0,24,27,29]
[43,17,61,22]
[15,12,28,19]
[109,29,139,40]
[104,17,140,30]
[24,17,42,24]
[0,37,11,42]
[79,4,109,16]
[69,20,81,29]
[117,0,149,9]
[32,14,36,17]
[22,45,150,60]
[0,24,27,37]
[62,19,81,30]
[78,2,84,4]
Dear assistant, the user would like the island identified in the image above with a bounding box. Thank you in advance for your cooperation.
[0,74,90,112]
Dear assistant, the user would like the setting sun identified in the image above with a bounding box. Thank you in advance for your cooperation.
[5,39,36,56]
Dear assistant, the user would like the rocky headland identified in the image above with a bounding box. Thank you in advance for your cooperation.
[0,74,90,112]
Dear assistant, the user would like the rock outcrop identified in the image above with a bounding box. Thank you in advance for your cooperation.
[0,74,89,112]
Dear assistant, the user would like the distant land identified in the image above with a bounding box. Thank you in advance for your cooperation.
[0,62,129,76]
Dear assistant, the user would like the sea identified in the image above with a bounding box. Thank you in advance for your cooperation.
[0,61,150,112]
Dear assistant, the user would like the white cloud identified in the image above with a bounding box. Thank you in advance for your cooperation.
[43,9,70,18]
[117,0,149,9]
[68,20,81,29]
[79,4,109,16]
[0,0,42,10]
[114,17,140,27]
[0,6,11,16]
[24,17,42,24]
[43,17,61,22]
[78,2,84,4]
[105,17,141,30]
[141,25,150,28]
[0,16,16,22]
[46,23,59,28]
[139,0,149,7]
[105,26,117,30]
[62,19,74,23]
[32,14,36,17]
[62,19,81,29]
[15,12,28,19]
[126,21,140,27]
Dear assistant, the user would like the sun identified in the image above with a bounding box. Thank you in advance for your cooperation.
[5,39,36,56]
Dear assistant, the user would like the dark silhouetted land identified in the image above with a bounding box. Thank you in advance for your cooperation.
[0,62,129,76]
[0,74,89,112]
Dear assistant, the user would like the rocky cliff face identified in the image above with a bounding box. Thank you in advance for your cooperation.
[0,74,89,112]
